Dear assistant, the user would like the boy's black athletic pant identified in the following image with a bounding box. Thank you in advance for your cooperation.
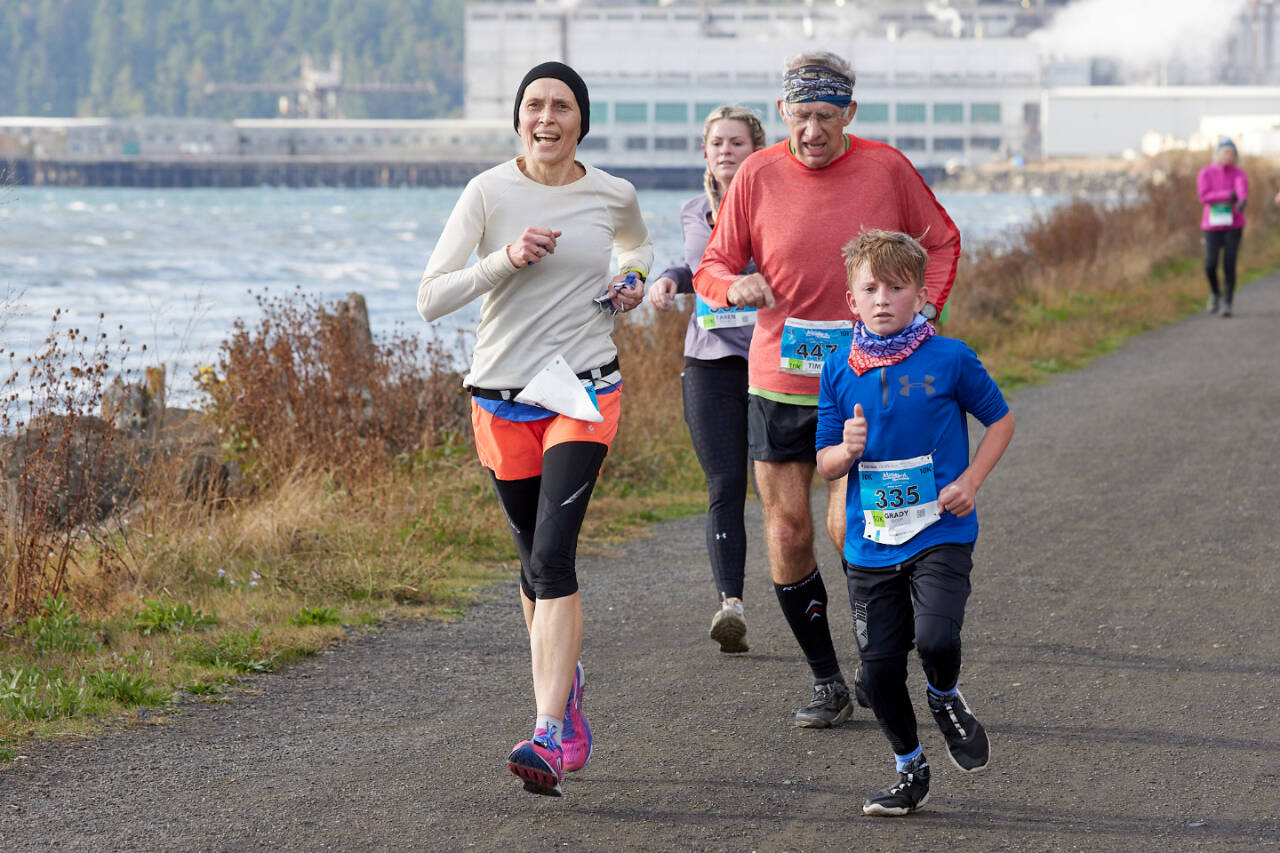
[844,544,973,756]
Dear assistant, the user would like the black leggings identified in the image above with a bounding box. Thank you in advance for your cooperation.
[490,441,608,601]
[846,546,972,756]
[1203,228,1243,302]
[682,357,750,601]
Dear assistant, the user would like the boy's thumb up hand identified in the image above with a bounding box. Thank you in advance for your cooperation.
[853,403,865,420]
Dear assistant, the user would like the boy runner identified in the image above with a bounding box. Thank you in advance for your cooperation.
[816,229,1014,815]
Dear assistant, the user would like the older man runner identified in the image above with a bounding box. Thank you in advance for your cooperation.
[694,51,960,728]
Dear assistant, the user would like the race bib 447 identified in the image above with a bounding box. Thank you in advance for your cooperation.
[779,317,852,376]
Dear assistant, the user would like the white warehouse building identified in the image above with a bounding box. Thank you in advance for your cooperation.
[465,2,1067,175]
[1043,86,1280,157]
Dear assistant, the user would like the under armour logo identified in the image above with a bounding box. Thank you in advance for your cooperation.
[899,374,936,397]
[806,600,824,621]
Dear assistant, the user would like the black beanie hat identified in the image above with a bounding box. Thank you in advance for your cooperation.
[513,61,590,143]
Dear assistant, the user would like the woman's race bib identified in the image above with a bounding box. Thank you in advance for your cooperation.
[695,294,756,330]
[778,317,852,376]
[858,454,940,545]
[1208,203,1234,227]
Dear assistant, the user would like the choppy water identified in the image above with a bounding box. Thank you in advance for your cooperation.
[0,184,1065,403]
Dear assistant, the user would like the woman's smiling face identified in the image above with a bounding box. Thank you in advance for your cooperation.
[517,78,581,169]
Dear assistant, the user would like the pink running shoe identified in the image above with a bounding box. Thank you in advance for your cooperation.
[507,731,564,797]
[562,662,593,773]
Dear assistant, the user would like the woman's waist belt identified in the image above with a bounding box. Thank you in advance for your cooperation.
[469,357,621,401]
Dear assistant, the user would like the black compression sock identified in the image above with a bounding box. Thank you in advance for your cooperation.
[774,567,842,682]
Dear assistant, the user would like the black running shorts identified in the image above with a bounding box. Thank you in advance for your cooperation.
[747,394,818,463]
[843,544,974,661]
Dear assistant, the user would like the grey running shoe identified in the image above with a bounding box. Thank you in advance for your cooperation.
[794,679,852,728]
[852,665,871,709]
[709,597,748,653]
[863,753,931,817]
[1207,294,1220,313]
[927,687,990,773]
[1222,301,1233,317]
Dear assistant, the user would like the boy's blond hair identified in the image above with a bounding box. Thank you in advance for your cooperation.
[842,229,929,290]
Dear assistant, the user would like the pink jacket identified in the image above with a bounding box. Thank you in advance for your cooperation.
[1197,163,1249,230]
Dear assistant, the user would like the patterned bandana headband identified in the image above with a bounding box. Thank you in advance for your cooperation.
[782,64,853,107]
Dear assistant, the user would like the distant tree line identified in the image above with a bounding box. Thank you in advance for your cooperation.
[0,0,464,119]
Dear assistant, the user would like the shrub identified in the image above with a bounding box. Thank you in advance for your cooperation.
[198,290,468,486]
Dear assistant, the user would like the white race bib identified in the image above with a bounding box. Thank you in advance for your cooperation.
[1208,203,1234,227]
[858,454,941,545]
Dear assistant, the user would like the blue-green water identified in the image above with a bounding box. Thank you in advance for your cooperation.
[0,185,1064,401]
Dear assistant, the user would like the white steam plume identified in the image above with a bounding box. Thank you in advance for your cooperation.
[1031,0,1250,70]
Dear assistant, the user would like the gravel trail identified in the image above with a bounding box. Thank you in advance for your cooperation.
[2,275,1278,852]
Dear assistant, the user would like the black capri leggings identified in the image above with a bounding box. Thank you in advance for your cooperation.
[681,356,750,601]
[490,440,608,601]
[1203,227,1243,302]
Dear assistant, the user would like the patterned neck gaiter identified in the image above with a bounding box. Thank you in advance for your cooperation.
[847,315,935,376]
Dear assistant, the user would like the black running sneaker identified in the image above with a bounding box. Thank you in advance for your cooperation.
[927,688,990,772]
[852,665,871,709]
[863,753,930,817]
[793,679,852,728]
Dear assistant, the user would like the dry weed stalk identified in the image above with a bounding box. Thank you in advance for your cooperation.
[1,312,134,620]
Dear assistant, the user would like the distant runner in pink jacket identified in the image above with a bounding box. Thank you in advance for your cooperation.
[1197,138,1248,316]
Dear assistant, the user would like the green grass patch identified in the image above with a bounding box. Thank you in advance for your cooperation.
[291,606,342,627]
[132,599,219,636]
[175,629,276,674]
[19,596,101,654]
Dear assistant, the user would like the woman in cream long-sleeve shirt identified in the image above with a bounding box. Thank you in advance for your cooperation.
[418,62,652,799]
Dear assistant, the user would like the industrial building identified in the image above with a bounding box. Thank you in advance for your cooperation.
[3,0,1279,188]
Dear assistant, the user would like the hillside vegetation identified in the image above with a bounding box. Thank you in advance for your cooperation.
[1,0,464,119]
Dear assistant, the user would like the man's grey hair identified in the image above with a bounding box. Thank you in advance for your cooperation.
[784,50,855,86]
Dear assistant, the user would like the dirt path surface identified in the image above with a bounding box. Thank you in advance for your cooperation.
[3,275,1279,852]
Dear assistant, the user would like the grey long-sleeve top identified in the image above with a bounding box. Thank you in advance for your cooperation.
[656,194,753,362]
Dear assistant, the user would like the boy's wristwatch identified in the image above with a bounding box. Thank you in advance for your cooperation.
[922,302,939,321]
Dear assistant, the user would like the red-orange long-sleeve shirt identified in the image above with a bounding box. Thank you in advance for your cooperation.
[694,136,960,399]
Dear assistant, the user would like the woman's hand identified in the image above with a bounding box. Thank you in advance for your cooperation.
[648,276,679,310]
[507,227,563,268]
[607,272,645,313]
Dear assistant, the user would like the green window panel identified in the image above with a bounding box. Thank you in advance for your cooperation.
[655,102,689,123]
[896,103,927,123]
[744,102,772,121]
[590,102,608,125]
[857,103,889,123]
[971,103,1002,123]
[615,102,649,123]
[695,102,722,122]
[933,103,964,123]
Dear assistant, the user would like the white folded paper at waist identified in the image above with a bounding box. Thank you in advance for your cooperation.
[513,353,604,423]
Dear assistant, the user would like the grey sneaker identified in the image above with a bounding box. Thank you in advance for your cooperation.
[709,597,748,653]
[863,753,931,817]
[927,687,990,773]
[794,679,852,728]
